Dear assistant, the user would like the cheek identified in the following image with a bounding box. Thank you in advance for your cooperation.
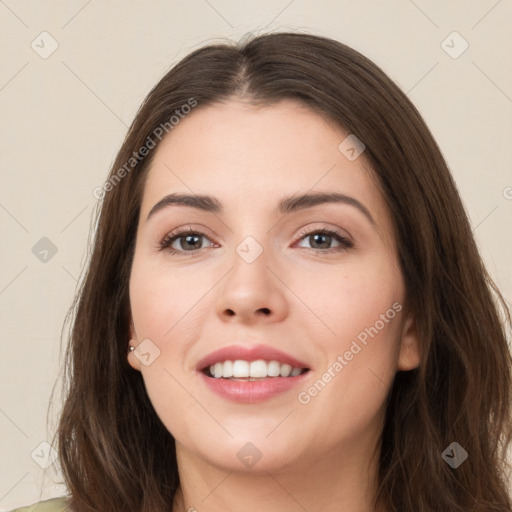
[129,255,207,340]
[294,312,402,448]
[291,253,404,402]
[289,250,404,345]
[129,259,209,439]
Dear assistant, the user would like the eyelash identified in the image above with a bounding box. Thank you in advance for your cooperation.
[158,226,353,256]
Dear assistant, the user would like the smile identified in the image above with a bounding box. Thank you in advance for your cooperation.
[196,344,312,403]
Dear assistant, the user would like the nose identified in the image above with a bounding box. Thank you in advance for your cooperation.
[215,244,288,325]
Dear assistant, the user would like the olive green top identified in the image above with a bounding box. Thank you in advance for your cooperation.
[8,497,69,512]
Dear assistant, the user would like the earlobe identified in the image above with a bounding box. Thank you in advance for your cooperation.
[397,311,421,371]
[127,319,142,371]
[127,341,142,371]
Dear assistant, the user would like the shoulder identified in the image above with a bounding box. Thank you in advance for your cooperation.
[8,497,69,512]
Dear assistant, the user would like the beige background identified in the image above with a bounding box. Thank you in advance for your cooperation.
[1,1,511,509]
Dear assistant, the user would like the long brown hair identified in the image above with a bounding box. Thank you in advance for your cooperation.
[51,31,512,511]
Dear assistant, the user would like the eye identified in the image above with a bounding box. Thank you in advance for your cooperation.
[158,226,353,256]
[294,227,353,253]
[159,227,216,255]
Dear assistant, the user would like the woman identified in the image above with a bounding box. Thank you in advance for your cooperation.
[12,31,512,512]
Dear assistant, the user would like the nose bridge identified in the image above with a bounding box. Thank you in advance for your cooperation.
[229,233,271,299]
[227,208,271,272]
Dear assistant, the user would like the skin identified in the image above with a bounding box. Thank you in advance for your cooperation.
[127,98,420,512]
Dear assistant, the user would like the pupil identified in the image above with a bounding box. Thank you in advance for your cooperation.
[312,234,330,248]
[184,235,200,249]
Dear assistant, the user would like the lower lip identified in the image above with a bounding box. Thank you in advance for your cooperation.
[199,371,310,403]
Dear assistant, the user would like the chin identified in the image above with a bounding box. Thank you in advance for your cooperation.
[180,428,305,474]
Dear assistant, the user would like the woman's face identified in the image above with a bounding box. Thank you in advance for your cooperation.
[128,98,419,474]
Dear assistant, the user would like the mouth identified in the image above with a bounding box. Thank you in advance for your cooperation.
[196,344,312,403]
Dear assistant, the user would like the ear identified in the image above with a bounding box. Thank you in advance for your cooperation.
[127,320,142,372]
[397,309,421,371]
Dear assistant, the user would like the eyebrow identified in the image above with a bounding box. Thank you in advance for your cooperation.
[146,192,376,226]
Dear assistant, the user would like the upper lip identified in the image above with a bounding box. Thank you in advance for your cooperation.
[196,344,310,372]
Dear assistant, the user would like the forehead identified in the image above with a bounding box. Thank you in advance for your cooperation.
[140,99,392,238]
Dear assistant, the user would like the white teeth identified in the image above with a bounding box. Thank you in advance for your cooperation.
[233,360,249,378]
[267,360,281,377]
[207,359,306,379]
[222,360,233,378]
[249,360,268,378]
[280,364,292,377]
[214,362,223,378]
